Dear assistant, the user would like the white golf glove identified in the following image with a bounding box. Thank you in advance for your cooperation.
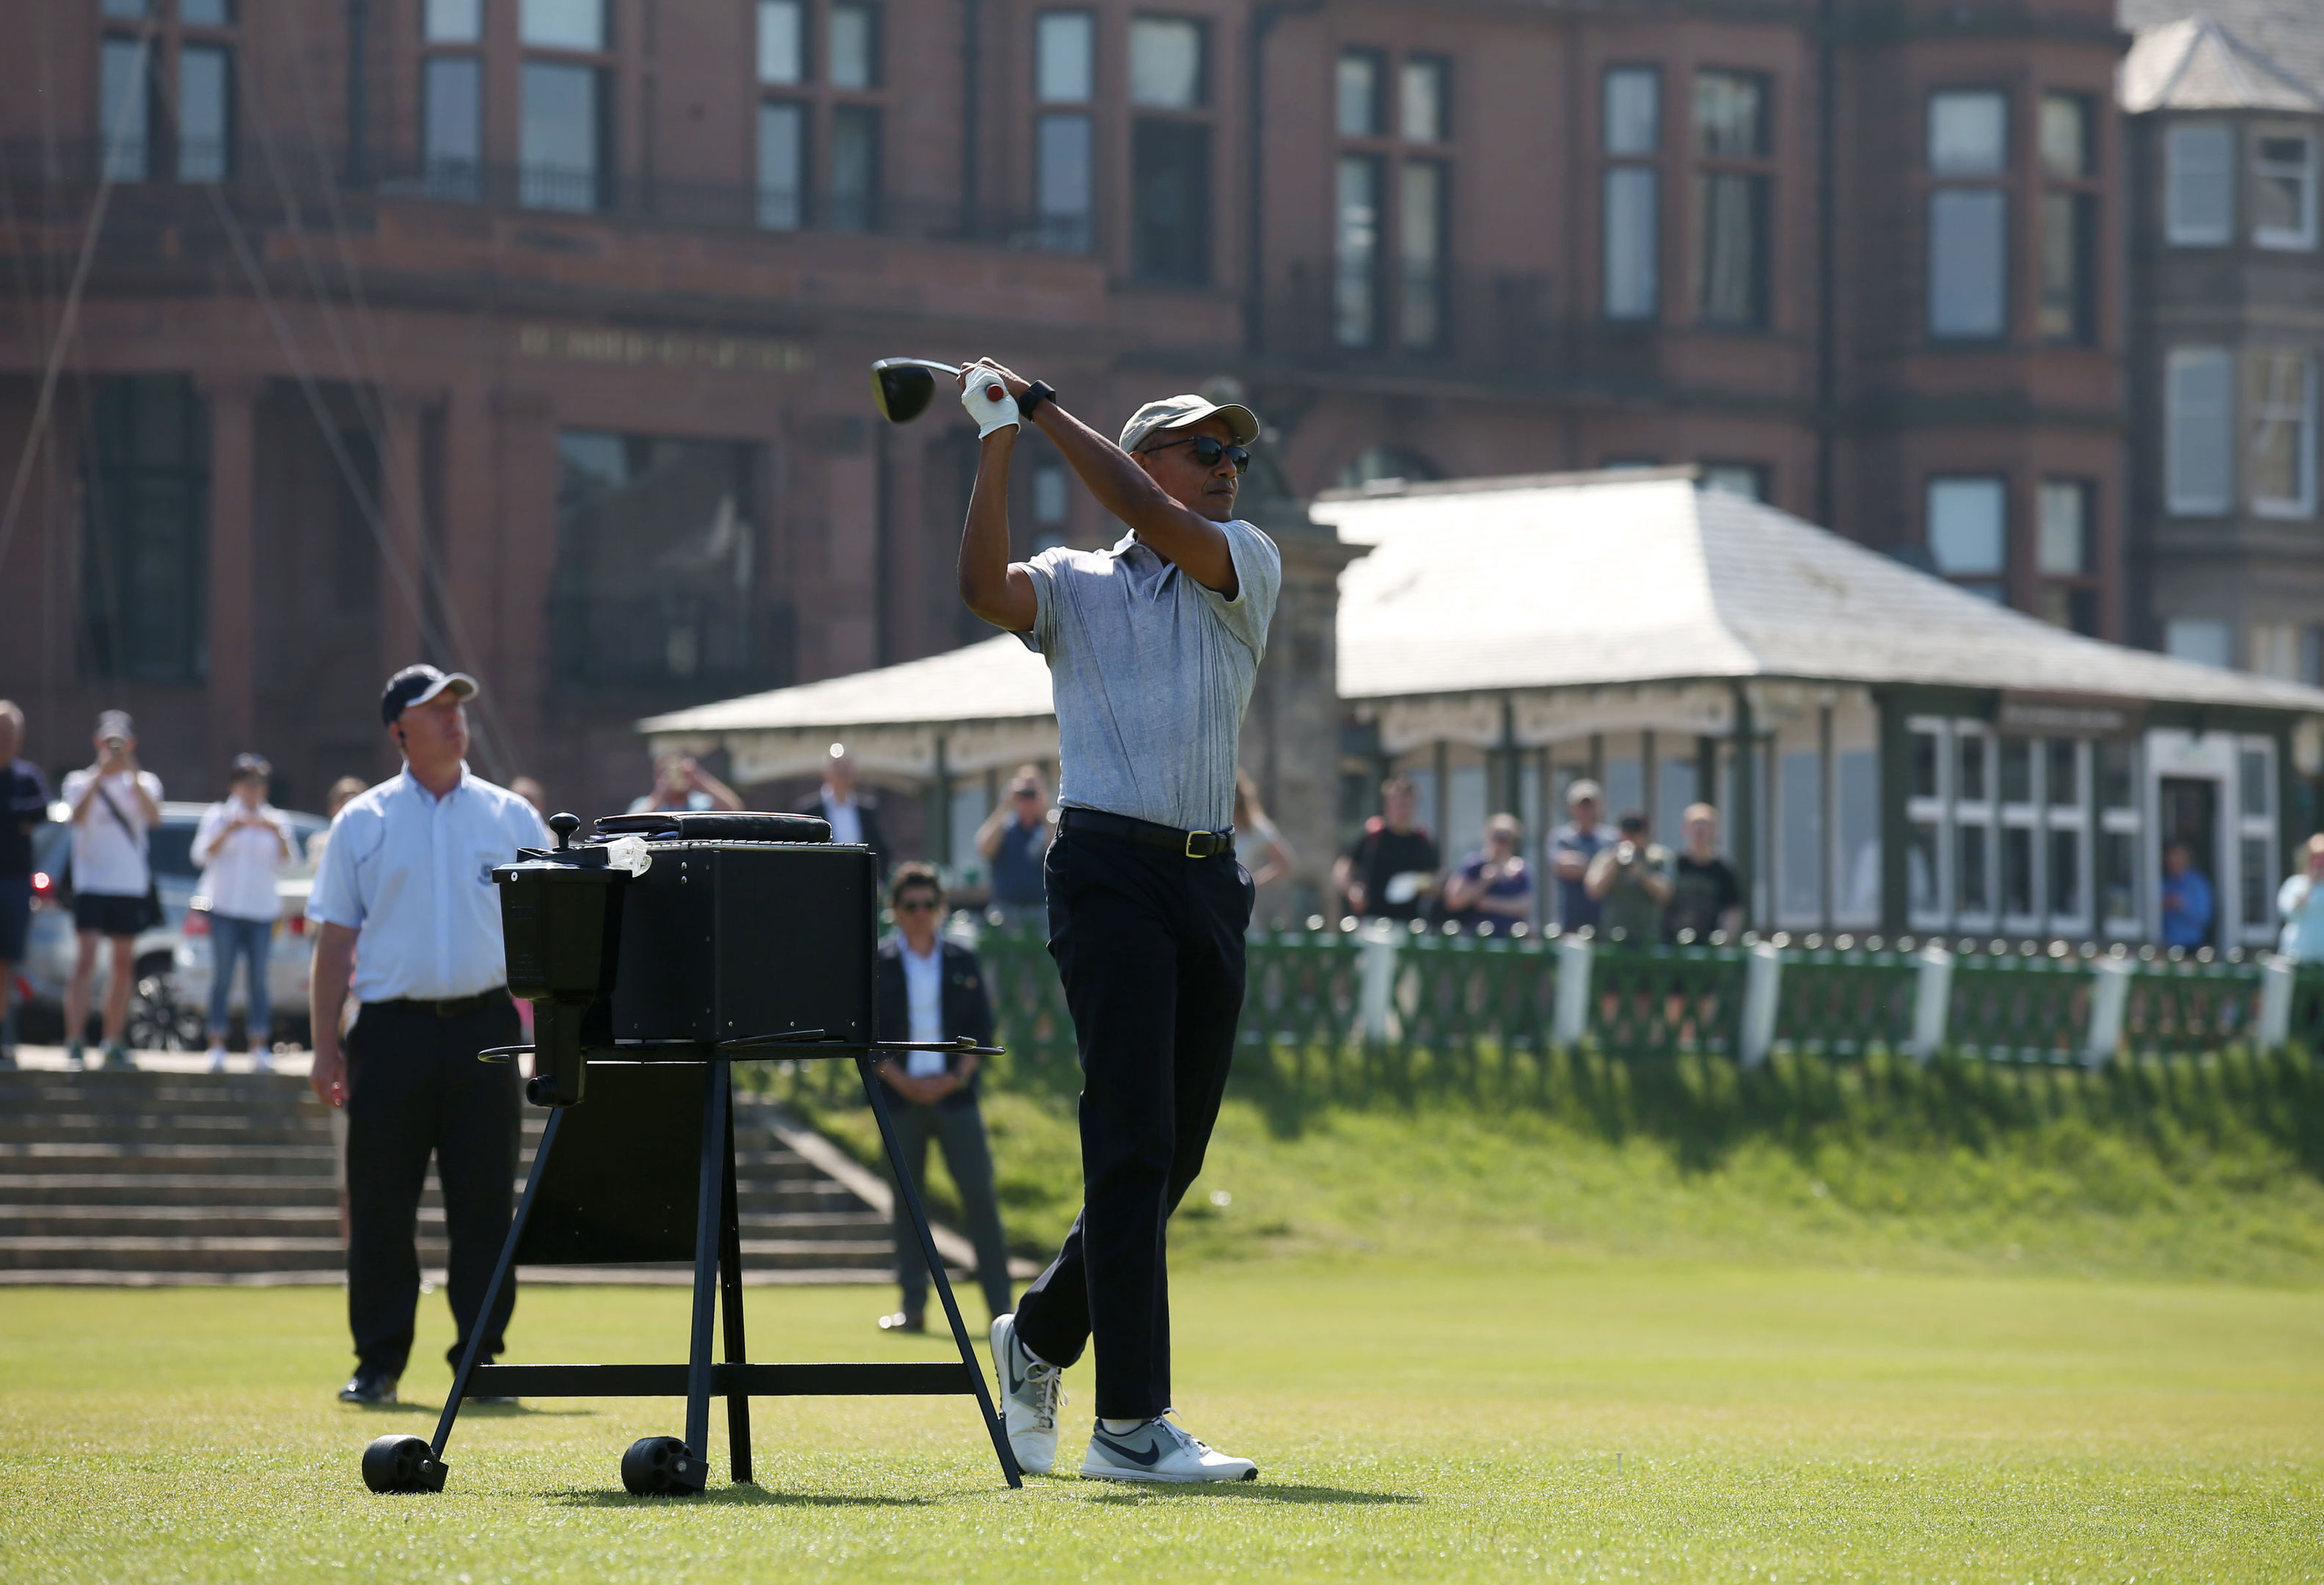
[961,374,1020,439]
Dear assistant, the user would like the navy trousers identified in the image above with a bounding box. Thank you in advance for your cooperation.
[344,997,522,1377]
[1009,828,1251,1421]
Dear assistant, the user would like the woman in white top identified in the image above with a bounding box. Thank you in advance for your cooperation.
[2277,834,2324,963]
[191,754,293,1072]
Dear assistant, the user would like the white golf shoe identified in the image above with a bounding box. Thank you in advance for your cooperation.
[1079,1415,1258,1484]
[991,1313,1065,1476]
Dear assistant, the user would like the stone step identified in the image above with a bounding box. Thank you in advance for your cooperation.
[0,1234,896,1274]
[0,1174,860,1214]
[0,1205,890,1239]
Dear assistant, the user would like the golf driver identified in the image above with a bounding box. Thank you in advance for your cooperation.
[871,358,1007,424]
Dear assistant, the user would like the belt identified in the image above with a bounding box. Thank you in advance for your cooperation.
[1059,806,1235,859]
[370,988,509,1019]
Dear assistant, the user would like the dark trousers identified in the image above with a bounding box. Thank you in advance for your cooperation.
[345,996,522,1377]
[889,1096,1013,1320]
[1010,829,1252,1421]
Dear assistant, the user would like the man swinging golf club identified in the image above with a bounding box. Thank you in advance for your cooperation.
[954,358,1277,1483]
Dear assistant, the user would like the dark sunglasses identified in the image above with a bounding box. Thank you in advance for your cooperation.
[894,896,943,914]
[1141,434,1250,474]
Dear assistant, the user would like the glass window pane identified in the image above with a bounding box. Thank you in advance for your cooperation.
[2240,748,2271,817]
[1838,749,1880,921]
[2253,132,2314,248]
[829,105,880,230]
[830,4,877,90]
[2098,740,2134,810]
[2100,831,2136,920]
[1129,17,1203,109]
[1909,729,1940,799]
[2001,826,2034,915]
[101,0,149,15]
[1700,464,1764,500]
[1032,459,1069,527]
[1131,118,1209,282]
[1780,750,1822,918]
[2039,93,2088,178]
[521,0,602,50]
[1929,187,2006,338]
[1336,52,1381,137]
[2047,738,2078,807]
[2037,480,2087,575]
[178,45,230,182]
[1909,822,1940,914]
[519,61,599,211]
[101,37,150,181]
[1958,732,1987,802]
[1929,90,2005,174]
[756,101,803,229]
[1602,166,1657,320]
[1927,476,2006,575]
[552,433,761,686]
[423,57,482,197]
[1334,154,1379,349]
[1400,159,1444,350]
[2166,348,2234,514]
[2166,123,2233,244]
[758,0,803,85]
[1401,57,1445,143]
[1692,171,1764,325]
[1959,823,1989,912]
[182,0,232,23]
[2048,828,2082,918]
[1999,737,2032,804]
[1036,11,1093,103]
[1035,112,1092,250]
[2038,191,2089,341]
[2164,617,2232,668]
[2242,837,2272,928]
[2247,351,2316,514]
[1604,67,1658,155]
[1694,71,1765,158]
[425,0,481,43]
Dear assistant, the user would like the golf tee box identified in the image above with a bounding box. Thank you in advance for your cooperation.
[359,809,1020,1500]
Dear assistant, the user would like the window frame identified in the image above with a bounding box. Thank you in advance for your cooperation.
[1329,41,1455,352]
[2165,120,2235,247]
[1926,87,2010,343]
[2251,124,2318,252]
[2165,345,2235,517]
[2247,349,2318,519]
[1599,64,1662,324]
[1689,67,1773,330]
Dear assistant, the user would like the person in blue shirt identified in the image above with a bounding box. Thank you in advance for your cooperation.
[307,666,549,1407]
[2160,841,2214,950]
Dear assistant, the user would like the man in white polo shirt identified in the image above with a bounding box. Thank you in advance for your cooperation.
[307,666,549,1406]
[951,360,1279,1484]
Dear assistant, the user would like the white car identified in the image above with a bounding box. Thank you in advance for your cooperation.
[16,802,325,1049]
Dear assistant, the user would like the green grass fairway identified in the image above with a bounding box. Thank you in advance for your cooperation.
[3,1257,2320,1583]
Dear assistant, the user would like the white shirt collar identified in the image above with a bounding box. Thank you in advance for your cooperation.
[400,762,472,806]
[901,937,941,968]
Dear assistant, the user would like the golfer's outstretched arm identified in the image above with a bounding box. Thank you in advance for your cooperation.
[957,428,1037,633]
[1031,402,1237,594]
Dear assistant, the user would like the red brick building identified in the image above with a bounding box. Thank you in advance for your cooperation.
[0,0,2127,831]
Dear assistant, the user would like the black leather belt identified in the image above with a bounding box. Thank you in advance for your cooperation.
[371,989,509,1019]
[1059,806,1235,859]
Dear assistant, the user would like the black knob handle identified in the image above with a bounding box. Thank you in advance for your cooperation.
[549,812,580,850]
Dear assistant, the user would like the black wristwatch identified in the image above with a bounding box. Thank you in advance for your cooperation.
[1019,381,1055,422]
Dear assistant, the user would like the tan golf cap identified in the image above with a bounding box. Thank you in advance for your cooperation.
[1119,394,1261,454]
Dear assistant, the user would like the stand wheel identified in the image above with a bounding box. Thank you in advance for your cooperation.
[362,1434,442,1494]
[621,1436,704,1496]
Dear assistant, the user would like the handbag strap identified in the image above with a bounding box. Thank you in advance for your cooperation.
[89,776,150,852]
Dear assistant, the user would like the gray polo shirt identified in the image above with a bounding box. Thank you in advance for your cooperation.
[1019,520,1282,832]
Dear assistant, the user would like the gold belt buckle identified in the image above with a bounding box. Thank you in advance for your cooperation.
[1185,830,1210,858]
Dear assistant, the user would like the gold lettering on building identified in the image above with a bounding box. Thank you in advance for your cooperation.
[516,324,814,375]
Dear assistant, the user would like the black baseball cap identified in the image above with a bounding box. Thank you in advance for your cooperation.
[379,664,479,726]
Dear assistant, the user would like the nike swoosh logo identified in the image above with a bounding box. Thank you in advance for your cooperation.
[1091,1434,1163,1468]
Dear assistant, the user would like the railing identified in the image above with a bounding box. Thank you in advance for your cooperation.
[765,920,2324,1112]
[1,139,1051,249]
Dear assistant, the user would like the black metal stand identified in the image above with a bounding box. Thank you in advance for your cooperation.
[359,1051,1021,1497]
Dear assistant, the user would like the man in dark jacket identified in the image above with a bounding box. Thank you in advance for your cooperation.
[873,862,1012,1333]
[795,744,889,880]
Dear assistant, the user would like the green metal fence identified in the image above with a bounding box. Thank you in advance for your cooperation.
[763,921,2321,1108]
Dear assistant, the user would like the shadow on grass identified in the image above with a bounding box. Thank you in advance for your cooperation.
[1079,1484,1419,1506]
[549,1486,932,1509]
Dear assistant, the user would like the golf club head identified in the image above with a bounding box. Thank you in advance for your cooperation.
[872,360,939,424]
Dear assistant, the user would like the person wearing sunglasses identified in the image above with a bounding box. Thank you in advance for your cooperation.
[974,765,1054,928]
[871,863,1010,1337]
[951,359,1279,1486]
